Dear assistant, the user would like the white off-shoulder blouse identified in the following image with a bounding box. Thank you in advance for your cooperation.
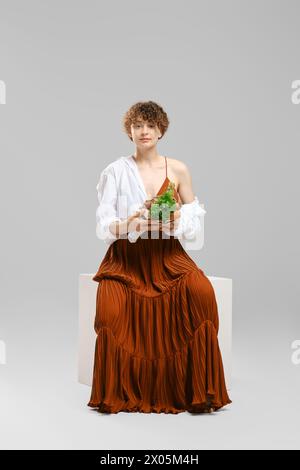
[95,155,206,247]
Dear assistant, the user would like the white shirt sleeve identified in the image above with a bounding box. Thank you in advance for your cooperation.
[95,167,122,245]
[173,196,206,240]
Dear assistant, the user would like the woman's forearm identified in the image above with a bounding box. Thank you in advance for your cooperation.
[109,211,142,238]
[109,220,129,237]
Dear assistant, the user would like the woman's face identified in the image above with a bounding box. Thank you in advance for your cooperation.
[130,119,162,146]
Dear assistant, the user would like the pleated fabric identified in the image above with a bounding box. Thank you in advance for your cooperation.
[87,232,232,414]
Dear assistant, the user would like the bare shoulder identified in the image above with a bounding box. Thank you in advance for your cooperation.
[167,157,195,202]
[167,157,190,176]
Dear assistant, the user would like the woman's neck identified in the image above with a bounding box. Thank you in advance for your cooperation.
[133,151,164,167]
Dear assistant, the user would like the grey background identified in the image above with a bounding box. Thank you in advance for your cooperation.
[0,0,299,450]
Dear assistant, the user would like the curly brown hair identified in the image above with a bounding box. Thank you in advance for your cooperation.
[122,100,170,142]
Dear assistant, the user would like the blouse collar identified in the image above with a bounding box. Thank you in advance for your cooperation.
[122,155,148,200]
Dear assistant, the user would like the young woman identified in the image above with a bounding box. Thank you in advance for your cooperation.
[87,101,232,414]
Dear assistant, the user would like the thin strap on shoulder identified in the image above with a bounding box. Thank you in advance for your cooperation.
[165,156,168,178]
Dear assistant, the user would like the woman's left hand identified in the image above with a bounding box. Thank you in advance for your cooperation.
[159,209,181,235]
[157,204,181,235]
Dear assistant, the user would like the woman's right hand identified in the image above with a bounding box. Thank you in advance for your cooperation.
[127,208,149,234]
[127,208,162,235]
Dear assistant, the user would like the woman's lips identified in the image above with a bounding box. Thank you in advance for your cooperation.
[140,139,150,142]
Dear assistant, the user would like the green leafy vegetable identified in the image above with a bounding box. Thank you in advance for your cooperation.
[150,182,177,222]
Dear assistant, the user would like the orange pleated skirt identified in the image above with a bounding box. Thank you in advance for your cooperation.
[87,232,232,414]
